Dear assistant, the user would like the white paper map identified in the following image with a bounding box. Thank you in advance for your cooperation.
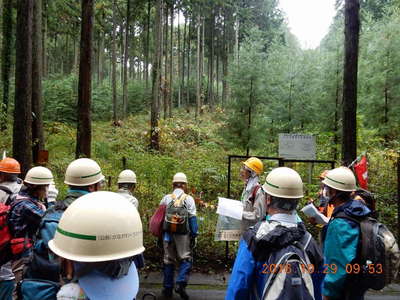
[301,203,329,225]
[216,197,243,220]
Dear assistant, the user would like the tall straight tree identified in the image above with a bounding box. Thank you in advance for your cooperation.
[1,0,13,130]
[196,14,201,118]
[145,0,151,88]
[13,0,34,175]
[32,0,45,163]
[342,0,360,165]
[150,0,163,150]
[168,2,173,118]
[76,0,94,158]
[122,0,131,118]
[111,0,117,123]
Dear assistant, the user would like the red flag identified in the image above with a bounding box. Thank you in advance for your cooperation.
[354,155,368,189]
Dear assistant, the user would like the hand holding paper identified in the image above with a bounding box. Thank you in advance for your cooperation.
[301,203,329,225]
[216,197,243,220]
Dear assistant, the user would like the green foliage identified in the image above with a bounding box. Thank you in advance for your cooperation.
[43,76,149,123]
[43,75,77,123]
[358,11,400,139]
[221,28,269,152]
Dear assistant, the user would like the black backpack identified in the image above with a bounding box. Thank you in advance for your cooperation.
[336,212,400,291]
[260,231,315,300]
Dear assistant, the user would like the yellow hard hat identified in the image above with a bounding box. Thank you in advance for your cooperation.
[322,167,356,192]
[64,158,104,186]
[242,157,264,175]
[24,166,54,185]
[262,167,303,199]
[48,191,144,262]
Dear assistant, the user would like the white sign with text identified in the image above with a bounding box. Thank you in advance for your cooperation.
[279,134,316,160]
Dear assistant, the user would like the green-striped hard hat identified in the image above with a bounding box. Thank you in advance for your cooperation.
[322,167,356,192]
[24,166,54,185]
[262,167,303,199]
[64,158,105,186]
[48,191,144,262]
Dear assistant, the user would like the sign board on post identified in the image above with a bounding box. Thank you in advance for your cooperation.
[279,134,316,160]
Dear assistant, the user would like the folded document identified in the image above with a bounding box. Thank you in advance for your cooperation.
[216,197,243,220]
[301,203,330,225]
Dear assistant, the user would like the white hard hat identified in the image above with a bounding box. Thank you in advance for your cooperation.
[322,167,356,192]
[48,191,144,262]
[24,166,54,185]
[64,158,105,186]
[172,172,188,183]
[118,169,137,184]
[262,167,303,199]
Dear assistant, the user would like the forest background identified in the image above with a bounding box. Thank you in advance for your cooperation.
[0,0,399,270]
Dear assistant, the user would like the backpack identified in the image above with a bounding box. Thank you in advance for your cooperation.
[23,207,63,282]
[18,278,60,300]
[259,231,315,300]
[249,184,261,205]
[0,202,13,265]
[162,193,189,234]
[336,212,400,291]
[149,204,167,238]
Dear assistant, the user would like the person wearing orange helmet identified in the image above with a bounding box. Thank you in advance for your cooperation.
[0,157,22,300]
[0,157,22,205]
[239,157,266,233]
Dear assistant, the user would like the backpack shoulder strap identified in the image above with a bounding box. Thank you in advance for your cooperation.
[0,186,12,195]
[0,186,13,205]
[333,211,362,225]
[249,184,261,205]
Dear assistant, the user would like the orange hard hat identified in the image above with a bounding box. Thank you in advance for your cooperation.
[0,157,21,174]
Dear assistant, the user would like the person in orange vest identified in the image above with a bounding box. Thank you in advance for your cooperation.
[309,170,335,226]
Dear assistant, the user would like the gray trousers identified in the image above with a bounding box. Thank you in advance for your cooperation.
[163,234,192,264]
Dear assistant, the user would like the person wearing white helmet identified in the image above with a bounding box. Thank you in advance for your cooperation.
[226,167,323,300]
[7,166,54,293]
[159,172,198,299]
[116,169,139,209]
[48,191,144,300]
[58,158,105,209]
[321,167,370,300]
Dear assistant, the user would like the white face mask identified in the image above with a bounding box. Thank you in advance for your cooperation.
[322,186,329,198]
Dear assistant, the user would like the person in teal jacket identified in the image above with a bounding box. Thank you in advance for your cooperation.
[321,167,371,300]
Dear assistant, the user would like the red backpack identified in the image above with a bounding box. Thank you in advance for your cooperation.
[0,202,12,265]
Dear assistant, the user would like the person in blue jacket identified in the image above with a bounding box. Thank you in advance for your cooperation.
[321,167,371,300]
[226,167,323,300]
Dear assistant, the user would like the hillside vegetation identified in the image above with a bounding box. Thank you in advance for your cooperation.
[1,111,398,270]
